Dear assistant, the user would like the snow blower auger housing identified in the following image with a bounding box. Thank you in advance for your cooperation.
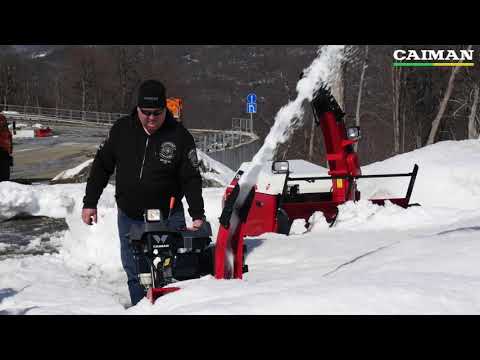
[218,83,420,244]
[128,209,215,304]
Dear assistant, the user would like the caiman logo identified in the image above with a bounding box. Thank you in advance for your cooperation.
[157,142,176,164]
[393,49,475,68]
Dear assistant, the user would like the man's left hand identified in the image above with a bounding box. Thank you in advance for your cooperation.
[188,219,204,231]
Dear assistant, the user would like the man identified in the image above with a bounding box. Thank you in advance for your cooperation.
[0,114,13,182]
[82,80,205,306]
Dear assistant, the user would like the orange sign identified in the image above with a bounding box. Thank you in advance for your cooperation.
[167,98,183,120]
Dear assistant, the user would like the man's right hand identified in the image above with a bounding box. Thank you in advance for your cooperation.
[82,208,98,225]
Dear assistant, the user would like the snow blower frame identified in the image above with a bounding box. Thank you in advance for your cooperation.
[213,83,420,280]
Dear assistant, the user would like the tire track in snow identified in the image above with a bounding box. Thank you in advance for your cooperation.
[322,241,401,277]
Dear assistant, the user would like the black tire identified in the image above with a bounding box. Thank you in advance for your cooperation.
[276,208,292,235]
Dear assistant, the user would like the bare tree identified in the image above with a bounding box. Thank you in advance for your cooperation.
[0,61,17,109]
[53,74,62,108]
[468,84,479,139]
[304,125,309,155]
[23,79,31,106]
[427,45,472,145]
[400,67,410,153]
[63,47,97,112]
[109,46,145,112]
[112,46,130,111]
[392,64,402,154]
[308,115,316,160]
[354,45,368,152]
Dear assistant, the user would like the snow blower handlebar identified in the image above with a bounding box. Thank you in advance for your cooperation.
[168,197,175,219]
[287,163,419,208]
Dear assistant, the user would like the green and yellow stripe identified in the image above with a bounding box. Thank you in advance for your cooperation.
[393,62,475,67]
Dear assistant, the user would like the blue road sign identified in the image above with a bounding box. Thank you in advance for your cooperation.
[247,103,257,114]
[247,93,257,104]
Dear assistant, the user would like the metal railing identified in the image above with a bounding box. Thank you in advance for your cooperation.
[2,104,126,126]
[2,104,260,169]
[194,130,258,154]
[232,117,253,133]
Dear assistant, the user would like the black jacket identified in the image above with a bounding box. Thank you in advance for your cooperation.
[83,110,205,221]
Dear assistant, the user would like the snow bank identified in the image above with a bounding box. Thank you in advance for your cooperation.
[12,129,35,139]
[0,182,79,221]
[197,149,235,186]
[0,179,224,273]
[358,140,480,209]
[52,159,94,181]
[2,139,480,314]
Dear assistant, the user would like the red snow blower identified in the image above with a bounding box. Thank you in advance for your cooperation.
[213,83,420,280]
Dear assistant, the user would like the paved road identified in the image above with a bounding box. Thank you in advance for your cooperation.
[11,124,108,180]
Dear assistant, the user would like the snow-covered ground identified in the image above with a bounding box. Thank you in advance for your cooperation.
[1,139,480,314]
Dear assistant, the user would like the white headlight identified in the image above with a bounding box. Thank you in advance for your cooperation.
[347,126,361,141]
[272,161,289,174]
[146,209,161,222]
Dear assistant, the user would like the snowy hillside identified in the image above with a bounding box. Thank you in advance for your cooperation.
[1,140,480,314]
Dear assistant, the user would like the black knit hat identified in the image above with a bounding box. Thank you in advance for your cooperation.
[137,80,166,108]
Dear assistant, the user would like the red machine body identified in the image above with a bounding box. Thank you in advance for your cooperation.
[146,287,181,304]
[34,127,53,138]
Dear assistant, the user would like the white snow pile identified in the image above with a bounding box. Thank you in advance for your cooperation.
[1,139,480,314]
[1,183,80,221]
[197,149,235,187]
[52,159,94,182]
[12,129,35,139]
[8,123,28,130]
[358,140,480,209]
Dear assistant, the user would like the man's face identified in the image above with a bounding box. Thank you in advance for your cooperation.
[137,107,166,134]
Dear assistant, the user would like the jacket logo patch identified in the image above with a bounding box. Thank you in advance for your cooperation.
[188,149,199,169]
[158,142,176,164]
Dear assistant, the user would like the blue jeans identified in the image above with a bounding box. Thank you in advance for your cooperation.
[117,205,186,306]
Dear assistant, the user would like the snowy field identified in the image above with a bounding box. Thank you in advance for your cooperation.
[1,139,480,315]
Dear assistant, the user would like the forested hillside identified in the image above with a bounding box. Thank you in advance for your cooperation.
[1,44,478,165]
